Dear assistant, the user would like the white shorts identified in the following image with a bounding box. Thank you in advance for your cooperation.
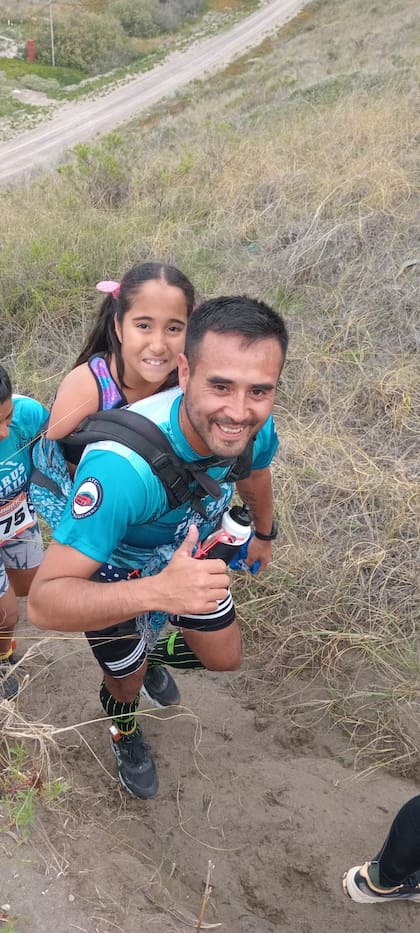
[0,521,44,596]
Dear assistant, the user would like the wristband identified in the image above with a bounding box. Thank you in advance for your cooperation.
[254,521,278,541]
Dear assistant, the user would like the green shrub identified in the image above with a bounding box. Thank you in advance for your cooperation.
[64,135,133,209]
[0,56,86,86]
[110,0,204,38]
[19,74,60,93]
[110,0,160,37]
[32,11,135,73]
[0,87,34,117]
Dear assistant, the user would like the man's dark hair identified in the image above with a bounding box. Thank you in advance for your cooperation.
[0,364,12,403]
[184,295,288,370]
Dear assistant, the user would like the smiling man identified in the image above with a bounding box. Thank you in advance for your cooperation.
[28,296,288,799]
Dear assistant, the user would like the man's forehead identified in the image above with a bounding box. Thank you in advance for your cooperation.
[196,331,282,368]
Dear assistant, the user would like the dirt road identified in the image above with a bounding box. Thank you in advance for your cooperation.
[0,0,308,185]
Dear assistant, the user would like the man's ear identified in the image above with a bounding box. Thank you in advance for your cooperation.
[177,353,189,391]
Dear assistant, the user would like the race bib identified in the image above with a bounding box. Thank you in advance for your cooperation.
[0,492,36,544]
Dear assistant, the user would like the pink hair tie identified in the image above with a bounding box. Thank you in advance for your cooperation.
[96,280,120,299]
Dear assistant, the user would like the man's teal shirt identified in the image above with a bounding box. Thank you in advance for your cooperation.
[54,388,279,571]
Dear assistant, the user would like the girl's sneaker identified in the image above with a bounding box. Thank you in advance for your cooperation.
[0,662,19,700]
[141,666,180,707]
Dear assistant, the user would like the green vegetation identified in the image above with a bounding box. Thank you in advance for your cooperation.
[0,744,70,842]
[32,11,135,73]
[0,58,86,87]
[0,89,37,119]
[0,0,262,112]
[0,920,21,933]
[110,0,205,38]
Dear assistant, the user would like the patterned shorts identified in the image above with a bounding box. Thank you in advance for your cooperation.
[0,521,44,596]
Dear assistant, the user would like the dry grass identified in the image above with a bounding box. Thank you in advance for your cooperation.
[0,0,419,780]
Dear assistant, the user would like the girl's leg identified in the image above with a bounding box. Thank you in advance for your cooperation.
[0,523,43,691]
[1,520,44,653]
[0,561,19,698]
[0,581,19,657]
[7,564,39,598]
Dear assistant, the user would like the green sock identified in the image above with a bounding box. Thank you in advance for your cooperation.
[367,862,381,887]
[367,862,395,890]
[100,682,139,735]
[147,632,204,670]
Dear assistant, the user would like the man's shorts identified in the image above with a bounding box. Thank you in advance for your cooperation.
[171,590,235,631]
[0,521,44,596]
[86,563,236,679]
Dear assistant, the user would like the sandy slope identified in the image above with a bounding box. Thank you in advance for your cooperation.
[0,0,308,185]
[1,616,419,932]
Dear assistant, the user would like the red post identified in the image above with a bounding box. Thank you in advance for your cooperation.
[26,39,36,62]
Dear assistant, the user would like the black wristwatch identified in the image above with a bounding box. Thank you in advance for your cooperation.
[254,520,278,541]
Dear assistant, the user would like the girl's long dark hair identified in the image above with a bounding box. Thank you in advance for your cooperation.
[73,262,195,390]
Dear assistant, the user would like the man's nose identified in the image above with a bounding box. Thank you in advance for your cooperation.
[224,393,249,422]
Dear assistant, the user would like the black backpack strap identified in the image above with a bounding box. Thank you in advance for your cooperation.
[63,409,255,518]
[29,468,64,498]
[63,410,222,517]
[222,438,255,482]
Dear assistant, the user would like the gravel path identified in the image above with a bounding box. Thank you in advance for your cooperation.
[0,0,307,185]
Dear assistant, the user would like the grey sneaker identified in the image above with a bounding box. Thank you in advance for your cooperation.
[110,726,159,799]
[343,862,420,903]
[0,662,19,700]
[141,666,180,707]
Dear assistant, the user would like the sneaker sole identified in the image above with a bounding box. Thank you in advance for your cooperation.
[342,867,380,904]
[140,684,180,708]
[110,738,159,800]
[342,867,420,904]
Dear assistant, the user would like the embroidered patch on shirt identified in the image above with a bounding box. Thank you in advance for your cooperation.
[71,477,103,519]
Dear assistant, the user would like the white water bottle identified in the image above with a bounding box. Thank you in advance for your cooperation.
[194,504,252,564]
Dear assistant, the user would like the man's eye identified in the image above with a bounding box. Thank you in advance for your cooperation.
[137,322,149,330]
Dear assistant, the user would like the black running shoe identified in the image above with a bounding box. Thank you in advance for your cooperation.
[343,862,420,903]
[110,726,159,799]
[0,662,19,700]
[141,666,180,707]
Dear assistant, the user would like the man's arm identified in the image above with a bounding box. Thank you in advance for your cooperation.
[236,467,275,572]
[28,527,230,632]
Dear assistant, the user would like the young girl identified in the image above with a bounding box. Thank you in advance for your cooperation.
[0,365,48,699]
[48,261,195,708]
[48,261,195,471]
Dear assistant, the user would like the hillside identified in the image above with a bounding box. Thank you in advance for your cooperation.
[1,0,419,929]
